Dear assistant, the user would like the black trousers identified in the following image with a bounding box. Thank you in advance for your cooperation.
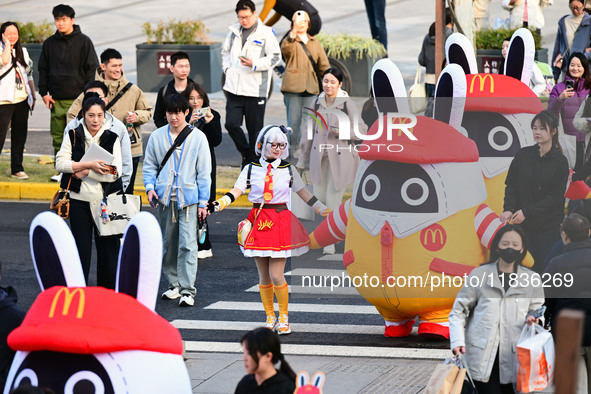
[224,91,266,163]
[69,199,121,289]
[125,156,141,194]
[474,352,514,394]
[0,100,29,174]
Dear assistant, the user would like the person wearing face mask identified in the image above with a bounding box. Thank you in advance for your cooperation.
[449,224,544,394]
[280,10,329,159]
[549,52,591,170]
[500,110,569,273]
[296,68,367,254]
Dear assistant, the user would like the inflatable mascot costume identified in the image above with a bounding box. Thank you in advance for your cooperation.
[308,60,509,339]
[445,28,544,215]
[3,212,192,394]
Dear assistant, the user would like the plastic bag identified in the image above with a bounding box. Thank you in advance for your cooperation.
[515,323,555,393]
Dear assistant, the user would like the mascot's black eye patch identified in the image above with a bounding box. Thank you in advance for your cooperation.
[355,161,438,213]
[11,351,115,394]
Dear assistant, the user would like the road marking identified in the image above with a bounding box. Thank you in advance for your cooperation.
[172,320,384,334]
[183,341,449,360]
[204,301,378,314]
[244,284,358,295]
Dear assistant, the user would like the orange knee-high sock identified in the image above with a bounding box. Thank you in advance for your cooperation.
[274,282,289,317]
[259,283,275,316]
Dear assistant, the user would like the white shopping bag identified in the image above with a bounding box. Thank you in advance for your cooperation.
[515,323,555,393]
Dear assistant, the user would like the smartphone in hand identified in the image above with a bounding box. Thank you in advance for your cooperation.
[565,80,574,90]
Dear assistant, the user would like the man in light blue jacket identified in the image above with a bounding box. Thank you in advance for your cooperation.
[143,94,211,307]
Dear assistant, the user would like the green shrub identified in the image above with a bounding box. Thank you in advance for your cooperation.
[315,32,387,60]
[475,28,542,50]
[142,19,209,45]
[16,21,54,44]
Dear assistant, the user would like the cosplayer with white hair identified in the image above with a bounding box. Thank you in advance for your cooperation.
[211,125,330,335]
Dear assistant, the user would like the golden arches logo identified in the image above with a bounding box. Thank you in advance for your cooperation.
[49,288,85,319]
[420,224,447,252]
[469,74,495,94]
[391,117,415,137]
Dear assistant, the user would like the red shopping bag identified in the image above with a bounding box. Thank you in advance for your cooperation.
[516,324,555,392]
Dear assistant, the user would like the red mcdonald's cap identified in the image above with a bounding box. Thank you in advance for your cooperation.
[8,286,183,355]
[359,115,479,164]
[464,74,543,114]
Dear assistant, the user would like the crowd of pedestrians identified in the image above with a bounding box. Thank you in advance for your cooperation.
[6,1,591,392]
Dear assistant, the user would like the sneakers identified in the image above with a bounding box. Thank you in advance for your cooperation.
[11,171,28,180]
[277,314,291,335]
[197,249,213,259]
[323,245,335,255]
[50,174,61,182]
[265,315,277,330]
[162,287,181,300]
[179,294,194,307]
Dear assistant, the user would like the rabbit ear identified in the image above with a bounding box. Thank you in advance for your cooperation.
[371,58,409,114]
[504,28,535,85]
[296,371,309,388]
[446,33,478,75]
[29,212,85,291]
[434,64,467,132]
[116,212,163,311]
[311,372,325,389]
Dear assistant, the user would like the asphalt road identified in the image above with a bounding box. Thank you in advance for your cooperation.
[0,201,449,351]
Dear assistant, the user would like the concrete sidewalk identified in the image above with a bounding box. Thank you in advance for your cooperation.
[185,351,441,393]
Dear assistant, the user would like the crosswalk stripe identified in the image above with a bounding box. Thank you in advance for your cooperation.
[172,320,384,334]
[243,284,358,295]
[183,341,449,360]
[204,301,378,314]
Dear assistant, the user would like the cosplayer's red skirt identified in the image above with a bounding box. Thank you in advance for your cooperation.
[240,205,310,258]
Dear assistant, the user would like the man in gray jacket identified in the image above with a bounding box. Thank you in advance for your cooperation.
[222,0,281,167]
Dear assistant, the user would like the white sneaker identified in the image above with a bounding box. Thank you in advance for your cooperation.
[323,245,335,255]
[50,174,61,182]
[197,249,213,259]
[162,287,181,300]
[179,294,195,307]
[265,315,277,330]
[277,314,291,335]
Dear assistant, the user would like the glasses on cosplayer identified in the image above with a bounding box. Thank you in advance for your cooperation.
[267,142,286,150]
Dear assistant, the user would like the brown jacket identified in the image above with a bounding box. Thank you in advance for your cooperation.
[280,34,330,95]
[66,69,153,157]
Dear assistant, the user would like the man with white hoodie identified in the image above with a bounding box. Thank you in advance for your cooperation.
[64,80,132,192]
[222,0,281,167]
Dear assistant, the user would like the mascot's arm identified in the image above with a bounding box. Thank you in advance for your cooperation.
[474,204,534,268]
[308,199,350,249]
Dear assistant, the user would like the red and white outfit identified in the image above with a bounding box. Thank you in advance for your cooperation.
[234,158,310,257]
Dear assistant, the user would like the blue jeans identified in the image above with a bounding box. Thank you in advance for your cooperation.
[283,92,315,157]
[159,201,198,297]
[364,0,387,51]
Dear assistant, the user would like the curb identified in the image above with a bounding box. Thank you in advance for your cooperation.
[0,182,253,207]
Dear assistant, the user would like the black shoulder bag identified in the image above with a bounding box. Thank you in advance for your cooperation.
[156,126,193,179]
[105,82,133,111]
[298,41,323,94]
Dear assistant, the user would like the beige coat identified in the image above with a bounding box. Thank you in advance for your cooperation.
[66,69,152,157]
[449,262,544,384]
[281,34,330,95]
[298,90,367,191]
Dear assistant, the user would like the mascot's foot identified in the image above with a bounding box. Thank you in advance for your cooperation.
[418,322,449,340]
[384,320,415,337]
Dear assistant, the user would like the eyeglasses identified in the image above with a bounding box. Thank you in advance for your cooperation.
[238,13,254,21]
[268,142,286,150]
[571,5,584,11]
